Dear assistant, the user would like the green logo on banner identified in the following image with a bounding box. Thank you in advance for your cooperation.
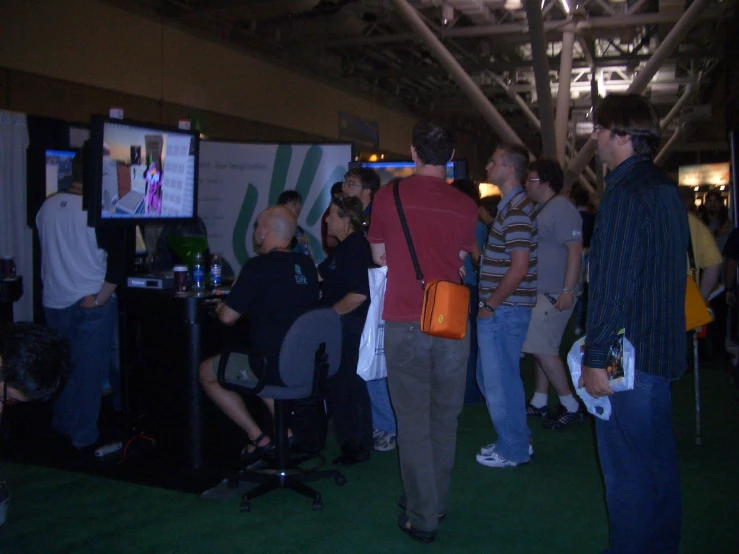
[231,145,346,266]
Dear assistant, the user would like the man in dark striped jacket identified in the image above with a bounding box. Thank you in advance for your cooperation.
[581,93,689,554]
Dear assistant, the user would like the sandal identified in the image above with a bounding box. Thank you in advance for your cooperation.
[240,432,273,468]
[398,514,436,543]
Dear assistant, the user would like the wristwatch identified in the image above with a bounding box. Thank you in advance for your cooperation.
[478,300,495,313]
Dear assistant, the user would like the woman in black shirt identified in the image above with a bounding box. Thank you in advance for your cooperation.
[318,196,374,465]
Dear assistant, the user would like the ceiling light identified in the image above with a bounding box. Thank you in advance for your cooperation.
[504,0,523,10]
[442,4,455,26]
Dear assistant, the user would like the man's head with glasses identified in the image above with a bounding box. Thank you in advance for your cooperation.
[342,167,381,210]
[592,94,661,169]
[0,323,69,419]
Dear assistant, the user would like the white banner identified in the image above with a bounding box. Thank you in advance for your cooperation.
[198,142,351,272]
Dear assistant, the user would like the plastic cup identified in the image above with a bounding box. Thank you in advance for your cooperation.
[173,265,188,293]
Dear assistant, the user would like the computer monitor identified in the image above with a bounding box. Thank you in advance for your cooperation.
[26,147,78,227]
[86,116,199,226]
[349,160,466,185]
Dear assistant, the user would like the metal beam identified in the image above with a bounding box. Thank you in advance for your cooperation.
[556,25,576,165]
[565,0,714,183]
[525,1,557,158]
[654,125,684,166]
[661,83,694,130]
[390,0,526,149]
[322,10,722,47]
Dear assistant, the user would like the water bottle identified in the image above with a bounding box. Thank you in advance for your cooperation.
[192,252,205,291]
[210,253,222,288]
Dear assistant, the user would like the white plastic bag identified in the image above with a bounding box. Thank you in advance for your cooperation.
[567,331,635,420]
[357,266,388,381]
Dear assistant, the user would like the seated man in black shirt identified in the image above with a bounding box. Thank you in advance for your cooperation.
[198,205,319,467]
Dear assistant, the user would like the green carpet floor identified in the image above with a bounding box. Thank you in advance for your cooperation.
[1,366,737,553]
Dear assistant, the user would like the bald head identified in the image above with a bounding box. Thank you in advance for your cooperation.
[254,205,297,254]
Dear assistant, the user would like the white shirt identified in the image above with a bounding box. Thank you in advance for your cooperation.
[36,193,107,309]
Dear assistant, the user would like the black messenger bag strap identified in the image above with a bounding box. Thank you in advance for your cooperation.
[393,182,425,289]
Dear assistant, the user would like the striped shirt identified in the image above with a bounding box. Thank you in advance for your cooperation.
[478,185,538,307]
[583,156,689,379]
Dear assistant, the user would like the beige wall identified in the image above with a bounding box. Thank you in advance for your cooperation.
[0,0,417,155]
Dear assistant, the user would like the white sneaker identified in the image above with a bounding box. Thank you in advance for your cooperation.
[479,442,534,457]
[476,449,523,468]
[373,430,397,452]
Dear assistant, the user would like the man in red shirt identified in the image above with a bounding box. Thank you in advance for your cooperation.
[368,121,477,543]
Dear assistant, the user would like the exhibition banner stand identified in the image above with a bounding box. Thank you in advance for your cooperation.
[198,142,351,271]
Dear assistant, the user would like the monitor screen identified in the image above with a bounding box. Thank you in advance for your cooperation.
[26,147,78,227]
[87,116,199,226]
[45,150,77,197]
[350,160,465,185]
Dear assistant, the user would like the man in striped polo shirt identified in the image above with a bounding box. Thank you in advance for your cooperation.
[476,143,537,468]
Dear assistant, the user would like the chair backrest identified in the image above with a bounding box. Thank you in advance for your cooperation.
[278,308,342,389]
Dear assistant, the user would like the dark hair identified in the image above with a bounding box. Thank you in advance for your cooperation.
[330,181,343,197]
[412,120,454,166]
[0,323,69,400]
[498,143,530,185]
[529,158,564,194]
[451,178,480,202]
[570,186,591,207]
[344,167,381,199]
[594,94,661,159]
[72,148,84,184]
[331,196,366,234]
[276,190,302,205]
[478,195,502,220]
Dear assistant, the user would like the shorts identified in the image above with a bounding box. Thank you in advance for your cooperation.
[210,352,284,388]
[521,294,574,356]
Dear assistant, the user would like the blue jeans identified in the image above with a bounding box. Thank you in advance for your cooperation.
[596,371,682,554]
[367,378,396,434]
[476,305,532,463]
[45,296,118,448]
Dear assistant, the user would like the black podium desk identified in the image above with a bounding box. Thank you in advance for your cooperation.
[120,287,242,470]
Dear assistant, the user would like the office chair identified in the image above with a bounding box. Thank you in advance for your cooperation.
[217,308,345,512]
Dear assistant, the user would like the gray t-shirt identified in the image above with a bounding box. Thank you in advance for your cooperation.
[536,195,582,294]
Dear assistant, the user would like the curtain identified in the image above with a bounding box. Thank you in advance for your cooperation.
[0,110,32,321]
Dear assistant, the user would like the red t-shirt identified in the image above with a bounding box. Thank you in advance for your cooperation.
[367,175,477,322]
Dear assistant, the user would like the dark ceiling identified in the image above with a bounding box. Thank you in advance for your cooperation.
[108,0,738,166]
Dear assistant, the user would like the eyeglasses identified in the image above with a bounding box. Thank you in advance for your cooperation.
[342,180,361,188]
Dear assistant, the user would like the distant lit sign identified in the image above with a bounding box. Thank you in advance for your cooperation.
[678,163,730,186]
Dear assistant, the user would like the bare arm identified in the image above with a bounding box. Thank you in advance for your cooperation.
[699,263,720,301]
[555,241,583,311]
[80,282,118,309]
[370,243,387,267]
[216,302,241,326]
[333,293,368,316]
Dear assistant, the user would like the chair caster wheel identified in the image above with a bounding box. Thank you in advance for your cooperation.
[335,475,346,486]
[240,500,251,513]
